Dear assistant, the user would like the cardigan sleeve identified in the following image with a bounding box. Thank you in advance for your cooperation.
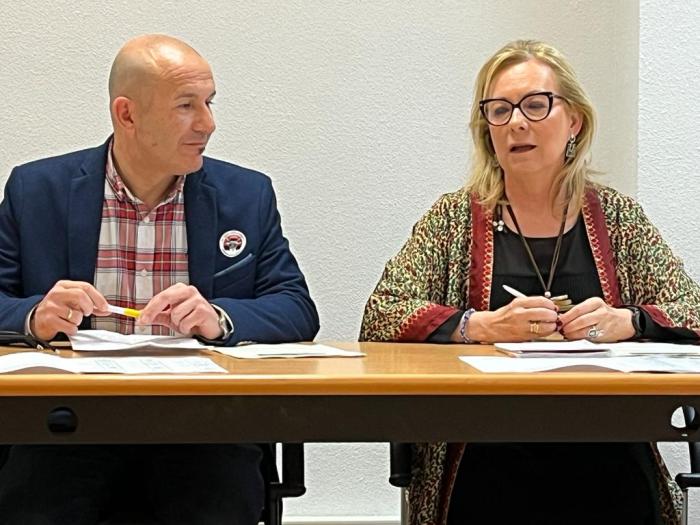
[359,194,464,342]
[614,197,700,337]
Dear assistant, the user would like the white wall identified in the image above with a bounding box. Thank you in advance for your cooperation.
[639,1,700,523]
[3,1,696,523]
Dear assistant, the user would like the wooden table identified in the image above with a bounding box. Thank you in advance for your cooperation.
[0,342,699,444]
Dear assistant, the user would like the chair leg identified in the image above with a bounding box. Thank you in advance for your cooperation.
[400,487,409,525]
[265,495,281,525]
[681,488,688,525]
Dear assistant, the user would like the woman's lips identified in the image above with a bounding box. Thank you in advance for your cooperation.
[510,144,536,153]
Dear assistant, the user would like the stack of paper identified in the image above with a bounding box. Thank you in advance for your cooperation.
[460,355,700,374]
[495,340,609,358]
[608,342,700,357]
[214,343,365,359]
[69,330,210,352]
[0,352,226,374]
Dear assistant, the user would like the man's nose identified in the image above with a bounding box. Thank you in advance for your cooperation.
[194,105,216,135]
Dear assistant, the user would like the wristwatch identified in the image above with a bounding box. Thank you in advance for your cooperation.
[625,306,643,339]
[211,304,233,340]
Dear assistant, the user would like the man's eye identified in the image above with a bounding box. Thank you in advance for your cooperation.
[180,103,192,109]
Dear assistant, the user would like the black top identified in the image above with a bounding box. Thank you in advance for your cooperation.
[491,215,602,309]
[429,214,690,342]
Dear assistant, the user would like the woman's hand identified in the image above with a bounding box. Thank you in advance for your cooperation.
[460,296,559,343]
[558,297,634,342]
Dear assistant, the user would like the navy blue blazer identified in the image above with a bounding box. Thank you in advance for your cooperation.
[0,139,319,345]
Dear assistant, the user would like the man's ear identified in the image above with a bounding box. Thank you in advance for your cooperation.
[112,96,135,130]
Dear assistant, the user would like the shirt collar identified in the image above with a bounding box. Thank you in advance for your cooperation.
[106,140,186,207]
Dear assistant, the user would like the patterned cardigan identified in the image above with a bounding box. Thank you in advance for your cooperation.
[360,185,700,525]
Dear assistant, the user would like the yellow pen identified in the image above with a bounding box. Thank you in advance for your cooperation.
[107,304,142,318]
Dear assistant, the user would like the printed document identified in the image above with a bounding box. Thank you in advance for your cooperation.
[0,352,226,374]
[68,330,210,351]
[214,343,365,359]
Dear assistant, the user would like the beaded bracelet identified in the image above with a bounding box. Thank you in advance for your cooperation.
[459,308,477,343]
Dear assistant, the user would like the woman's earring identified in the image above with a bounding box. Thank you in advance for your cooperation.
[491,155,500,168]
[565,134,576,159]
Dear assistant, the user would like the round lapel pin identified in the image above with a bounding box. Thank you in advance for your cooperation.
[219,230,247,258]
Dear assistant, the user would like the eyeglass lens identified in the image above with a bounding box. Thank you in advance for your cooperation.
[481,93,552,126]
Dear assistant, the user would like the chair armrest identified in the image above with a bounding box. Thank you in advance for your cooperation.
[389,442,412,488]
[269,443,306,499]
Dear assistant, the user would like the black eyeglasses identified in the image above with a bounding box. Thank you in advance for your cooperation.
[479,91,567,126]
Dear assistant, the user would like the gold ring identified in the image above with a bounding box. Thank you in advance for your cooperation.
[529,320,540,334]
[66,308,73,322]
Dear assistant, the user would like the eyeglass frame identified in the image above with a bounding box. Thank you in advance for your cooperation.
[478,91,568,126]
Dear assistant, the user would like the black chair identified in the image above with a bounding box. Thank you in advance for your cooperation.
[389,443,412,525]
[265,443,307,525]
[675,406,700,525]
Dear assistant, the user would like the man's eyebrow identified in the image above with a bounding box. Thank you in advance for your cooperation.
[175,91,217,99]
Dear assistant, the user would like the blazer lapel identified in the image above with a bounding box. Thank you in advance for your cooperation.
[68,142,109,283]
[185,169,218,298]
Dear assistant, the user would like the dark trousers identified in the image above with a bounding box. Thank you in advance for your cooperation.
[447,443,660,525]
[0,444,264,525]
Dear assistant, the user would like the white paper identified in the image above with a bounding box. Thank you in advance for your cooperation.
[214,343,365,359]
[495,340,610,357]
[460,355,700,373]
[607,341,700,357]
[68,330,211,352]
[0,352,226,374]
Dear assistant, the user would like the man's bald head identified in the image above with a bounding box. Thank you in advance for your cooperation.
[108,34,208,104]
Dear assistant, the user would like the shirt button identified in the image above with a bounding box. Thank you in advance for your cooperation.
[141,269,148,277]
[143,216,151,223]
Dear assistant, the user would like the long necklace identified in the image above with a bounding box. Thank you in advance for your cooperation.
[505,200,573,312]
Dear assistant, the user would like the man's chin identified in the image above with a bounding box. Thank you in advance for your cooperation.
[177,156,204,175]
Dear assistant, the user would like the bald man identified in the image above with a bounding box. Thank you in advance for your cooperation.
[0,35,319,524]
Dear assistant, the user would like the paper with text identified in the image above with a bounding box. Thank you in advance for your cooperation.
[460,355,700,373]
[214,343,365,359]
[495,340,609,357]
[68,330,211,351]
[0,352,226,374]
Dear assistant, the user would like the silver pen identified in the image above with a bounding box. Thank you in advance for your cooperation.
[502,284,526,298]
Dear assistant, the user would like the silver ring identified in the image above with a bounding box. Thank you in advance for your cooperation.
[587,325,604,339]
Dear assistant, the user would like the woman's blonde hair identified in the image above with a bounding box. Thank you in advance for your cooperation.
[466,40,597,212]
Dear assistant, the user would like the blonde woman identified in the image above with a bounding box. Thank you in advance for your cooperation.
[361,40,700,525]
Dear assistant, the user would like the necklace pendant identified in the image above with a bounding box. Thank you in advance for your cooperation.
[544,291,551,298]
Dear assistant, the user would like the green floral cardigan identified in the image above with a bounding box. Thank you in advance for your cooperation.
[360,185,700,525]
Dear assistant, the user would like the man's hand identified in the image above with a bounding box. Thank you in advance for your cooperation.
[31,280,110,340]
[138,283,223,339]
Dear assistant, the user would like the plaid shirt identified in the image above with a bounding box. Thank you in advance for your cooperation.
[91,144,189,335]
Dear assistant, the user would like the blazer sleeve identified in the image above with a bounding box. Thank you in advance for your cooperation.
[359,194,462,342]
[616,198,700,336]
[210,180,319,345]
[0,170,44,332]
